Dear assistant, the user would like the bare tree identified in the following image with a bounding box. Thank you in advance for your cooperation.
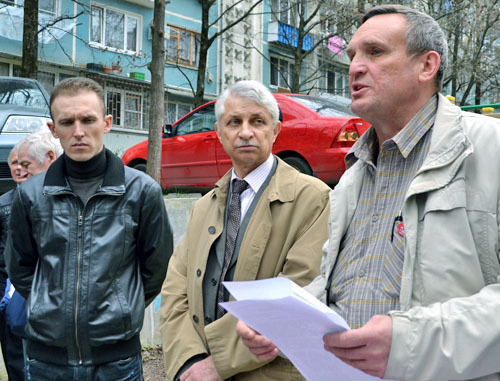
[262,0,358,94]
[420,0,500,105]
[146,0,168,183]
[192,0,263,107]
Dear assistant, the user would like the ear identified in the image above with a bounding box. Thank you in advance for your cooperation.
[104,115,112,134]
[418,50,440,85]
[214,122,222,142]
[272,121,281,143]
[47,120,58,138]
[46,150,57,164]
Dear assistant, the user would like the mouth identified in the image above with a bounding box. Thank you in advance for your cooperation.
[236,142,258,149]
[351,83,367,97]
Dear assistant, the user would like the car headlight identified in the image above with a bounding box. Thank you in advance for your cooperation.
[3,115,51,133]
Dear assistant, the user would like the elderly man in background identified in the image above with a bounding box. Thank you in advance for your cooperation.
[160,80,330,381]
[237,5,500,381]
[0,129,62,381]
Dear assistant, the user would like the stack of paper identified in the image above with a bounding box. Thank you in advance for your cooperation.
[221,277,380,381]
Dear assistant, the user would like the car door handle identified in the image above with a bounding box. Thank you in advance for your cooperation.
[203,135,216,142]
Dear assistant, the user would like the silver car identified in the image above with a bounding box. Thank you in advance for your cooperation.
[0,76,51,193]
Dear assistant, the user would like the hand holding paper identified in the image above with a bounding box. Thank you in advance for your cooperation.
[221,277,382,381]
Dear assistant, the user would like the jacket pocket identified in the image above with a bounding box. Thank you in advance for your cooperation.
[413,178,495,304]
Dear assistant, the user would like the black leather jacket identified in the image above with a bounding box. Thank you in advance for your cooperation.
[5,150,173,366]
[0,189,14,291]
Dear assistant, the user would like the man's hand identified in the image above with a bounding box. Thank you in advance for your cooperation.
[236,320,278,361]
[180,356,222,381]
[323,315,392,378]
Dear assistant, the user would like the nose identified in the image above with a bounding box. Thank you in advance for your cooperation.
[348,54,367,79]
[19,166,29,179]
[73,122,85,137]
[238,120,254,140]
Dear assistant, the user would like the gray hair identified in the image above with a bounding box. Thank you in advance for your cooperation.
[19,129,63,164]
[362,4,448,91]
[215,80,280,127]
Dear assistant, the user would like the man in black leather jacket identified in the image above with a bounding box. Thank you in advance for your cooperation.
[5,77,173,380]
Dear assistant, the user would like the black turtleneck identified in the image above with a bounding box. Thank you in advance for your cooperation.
[64,148,107,204]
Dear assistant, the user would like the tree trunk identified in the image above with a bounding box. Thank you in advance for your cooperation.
[474,81,481,111]
[193,1,211,108]
[21,0,39,78]
[146,0,166,184]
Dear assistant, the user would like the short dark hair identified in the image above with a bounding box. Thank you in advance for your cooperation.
[362,4,448,91]
[50,77,106,117]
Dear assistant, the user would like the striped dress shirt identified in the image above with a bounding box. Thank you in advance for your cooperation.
[329,95,438,328]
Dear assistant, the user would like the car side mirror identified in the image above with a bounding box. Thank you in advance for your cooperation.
[163,124,173,137]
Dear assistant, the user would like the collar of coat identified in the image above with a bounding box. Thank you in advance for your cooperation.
[43,148,125,190]
[212,156,298,203]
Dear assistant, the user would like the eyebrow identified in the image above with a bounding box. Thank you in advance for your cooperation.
[347,39,386,56]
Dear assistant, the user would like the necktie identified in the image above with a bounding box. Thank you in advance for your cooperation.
[216,179,248,318]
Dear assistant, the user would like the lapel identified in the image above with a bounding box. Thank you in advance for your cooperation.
[231,157,295,281]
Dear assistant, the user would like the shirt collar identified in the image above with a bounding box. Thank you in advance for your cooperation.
[231,154,274,194]
[391,94,437,158]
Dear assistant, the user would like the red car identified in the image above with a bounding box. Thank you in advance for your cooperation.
[121,94,370,190]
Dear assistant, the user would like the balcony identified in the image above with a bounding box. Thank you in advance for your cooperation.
[267,21,313,51]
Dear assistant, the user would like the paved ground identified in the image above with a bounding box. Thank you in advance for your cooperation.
[0,347,8,380]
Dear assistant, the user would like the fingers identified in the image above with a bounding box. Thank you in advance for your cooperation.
[235,320,255,339]
[323,329,365,349]
[236,320,278,362]
[322,315,393,378]
[323,342,366,360]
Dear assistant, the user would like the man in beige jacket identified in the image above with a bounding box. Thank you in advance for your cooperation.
[160,80,330,381]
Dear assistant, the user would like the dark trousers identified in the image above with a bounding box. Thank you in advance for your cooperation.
[25,353,143,381]
[0,311,24,381]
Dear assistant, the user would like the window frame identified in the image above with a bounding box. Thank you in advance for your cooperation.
[0,0,59,18]
[106,87,146,130]
[89,2,142,55]
[318,62,350,99]
[270,55,293,89]
[165,25,200,68]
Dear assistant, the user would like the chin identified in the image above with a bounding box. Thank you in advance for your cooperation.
[68,153,92,162]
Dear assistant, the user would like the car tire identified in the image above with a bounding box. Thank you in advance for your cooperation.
[134,163,147,173]
[282,157,313,176]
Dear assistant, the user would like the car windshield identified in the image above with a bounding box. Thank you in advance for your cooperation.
[289,96,354,117]
[0,80,48,109]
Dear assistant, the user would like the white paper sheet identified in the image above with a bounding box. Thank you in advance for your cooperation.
[221,277,381,381]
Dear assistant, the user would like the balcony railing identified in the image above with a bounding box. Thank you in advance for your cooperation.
[267,21,313,51]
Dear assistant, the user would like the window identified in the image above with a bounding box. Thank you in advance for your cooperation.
[318,63,350,98]
[39,0,57,18]
[270,56,292,89]
[175,104,215,136]
[90,4,140,54]
[106,88,145,129]
[271,0,300,26]
[37,71,55,93]
[0,0,57,18]
[0,62,9,76]
[166,26,200,67]
[166,102,192,124]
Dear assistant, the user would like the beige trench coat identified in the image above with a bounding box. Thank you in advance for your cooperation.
[160,158,330,380]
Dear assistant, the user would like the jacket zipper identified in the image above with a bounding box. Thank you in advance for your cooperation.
[75,209,83,364]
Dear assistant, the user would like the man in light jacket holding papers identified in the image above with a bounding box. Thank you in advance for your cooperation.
[237,4,500,381]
